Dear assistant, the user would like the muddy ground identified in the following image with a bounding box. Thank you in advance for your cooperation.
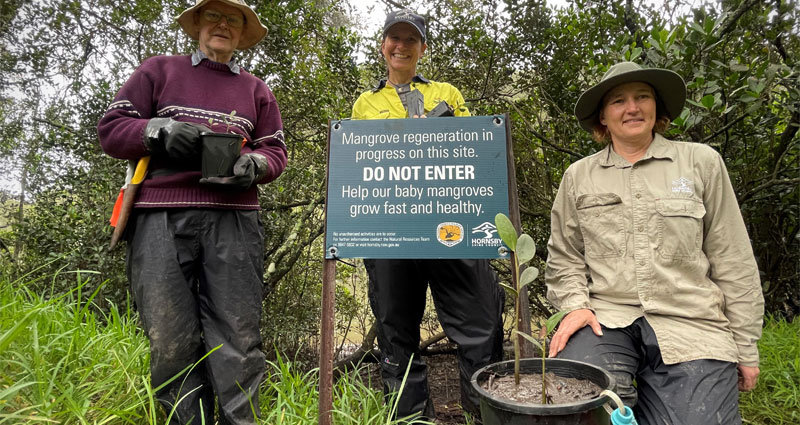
[360,353,470,424]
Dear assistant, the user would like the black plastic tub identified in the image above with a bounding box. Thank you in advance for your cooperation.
[471,358,615,425]
[201,132,242,178]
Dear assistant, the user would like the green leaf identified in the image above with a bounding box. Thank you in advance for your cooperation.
[700,94,715,109]
[686,99,704,108]
[520,266,539,288]
[730,61,749,72]
[689,21,705,34]
[544,310,569,336]
[495,213,517,251]
[517,234,536,264]
[513,330,543,351]
[630,47,642,61]
[499,282,518,298]
[740,94,758,103]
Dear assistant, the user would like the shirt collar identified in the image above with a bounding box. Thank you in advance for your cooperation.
[192,49,240,74]
[598,133,676,168]
[372,75,431,92]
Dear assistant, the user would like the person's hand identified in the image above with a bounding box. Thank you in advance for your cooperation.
[200,153,269,191]
[144,118,207,160]
[548,308,602,357]
[161,121,207,160]
[737,365,759,391]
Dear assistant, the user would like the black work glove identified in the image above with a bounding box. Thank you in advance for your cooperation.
[144,118,207,160]
[199,153,270,191]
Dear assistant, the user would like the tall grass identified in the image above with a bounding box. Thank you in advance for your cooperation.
[0,269,424,424]
[7,267,793,425]
[0,268,159,424]
[739,317,800,425]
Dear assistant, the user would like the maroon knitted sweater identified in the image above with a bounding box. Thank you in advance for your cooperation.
[98,55,287,209]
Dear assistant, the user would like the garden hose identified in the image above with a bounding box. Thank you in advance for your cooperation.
[600,389,638,425]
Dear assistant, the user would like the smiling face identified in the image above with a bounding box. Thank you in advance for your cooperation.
[196,1,244,63]
[599,82,657,146]
[381,23,426,83]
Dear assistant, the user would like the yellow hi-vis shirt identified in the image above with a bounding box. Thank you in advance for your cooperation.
[351,76,470,119]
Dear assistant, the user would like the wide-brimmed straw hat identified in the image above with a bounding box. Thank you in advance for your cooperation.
[177,0,268,50]
[574,61,686,133]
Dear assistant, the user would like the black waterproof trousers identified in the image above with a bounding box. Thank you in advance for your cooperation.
[127,209,265,425]
[558,317,741,425]
[365,258,505,422]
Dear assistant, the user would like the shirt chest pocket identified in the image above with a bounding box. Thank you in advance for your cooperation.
[655,198,706,259]
[576,193,626,258]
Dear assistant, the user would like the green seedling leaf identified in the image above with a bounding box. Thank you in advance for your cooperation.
[499,282,518,298]
[517,234,536,265]
[495,213,517,251]
[513,330,543,351]
[544,310,569,337]
[520,266,539,288]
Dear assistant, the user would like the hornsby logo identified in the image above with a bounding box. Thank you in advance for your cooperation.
[471,222,502,247]
[437,222,464,247]
[472,222,497,238]
[671,177,694,194]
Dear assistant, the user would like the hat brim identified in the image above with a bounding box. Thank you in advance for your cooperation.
[574,68,686,133]
[177,0,268,50]
[383,21,426,42]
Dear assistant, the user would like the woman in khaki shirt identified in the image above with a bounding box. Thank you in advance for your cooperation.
[545,62,763,425]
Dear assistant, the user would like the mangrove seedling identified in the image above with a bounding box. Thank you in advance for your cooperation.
[495,213,568,404]
[207,110,237,133]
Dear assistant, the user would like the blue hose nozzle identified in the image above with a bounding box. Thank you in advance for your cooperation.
[611,406,637,425]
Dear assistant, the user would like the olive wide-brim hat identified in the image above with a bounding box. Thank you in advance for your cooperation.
[177,0,268,50]
[574,61,686,133]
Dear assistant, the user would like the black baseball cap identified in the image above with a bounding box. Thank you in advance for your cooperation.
[383,9,426,42]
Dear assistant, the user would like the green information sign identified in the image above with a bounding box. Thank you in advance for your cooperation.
[324,115,510,259]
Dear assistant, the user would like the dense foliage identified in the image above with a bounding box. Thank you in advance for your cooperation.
[1,0,797,361]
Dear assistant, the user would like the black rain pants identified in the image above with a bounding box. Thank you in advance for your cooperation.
[127,209,265,425]
[558,317,741,425]
[365,258,505,422]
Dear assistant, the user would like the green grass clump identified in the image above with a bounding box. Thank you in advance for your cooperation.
[739,317,800,425]
[259,354,421,424]
[0,268,422,424]
[0,269,160,424]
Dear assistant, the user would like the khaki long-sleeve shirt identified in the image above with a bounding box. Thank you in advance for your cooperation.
[545,134,763,366]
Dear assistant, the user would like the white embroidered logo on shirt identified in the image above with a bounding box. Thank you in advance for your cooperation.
[672,177,694,194]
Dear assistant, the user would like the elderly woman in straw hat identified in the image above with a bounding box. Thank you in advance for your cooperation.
[97,1,286,423]
[544,62,764,424]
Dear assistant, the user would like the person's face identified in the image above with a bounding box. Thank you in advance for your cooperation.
[599,82,657,144]
[381,23,426,76]
[197,1,244,62]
